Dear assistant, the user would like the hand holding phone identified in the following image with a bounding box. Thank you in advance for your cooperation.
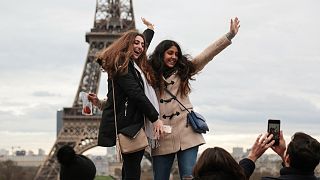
[268,119,280,146]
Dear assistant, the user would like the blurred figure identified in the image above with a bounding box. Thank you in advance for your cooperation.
[193,133,274,180]
[262,131,320,180]
[57,145,96,180]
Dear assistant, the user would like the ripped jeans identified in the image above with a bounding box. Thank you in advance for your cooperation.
[152,146,198,180]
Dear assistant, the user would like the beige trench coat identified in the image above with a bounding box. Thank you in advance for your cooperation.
[151,35,232,156]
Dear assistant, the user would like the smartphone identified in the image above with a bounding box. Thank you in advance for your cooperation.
[163,125,172,133]
[268,119,280,146]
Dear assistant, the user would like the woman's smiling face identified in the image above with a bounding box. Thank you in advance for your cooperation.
[132,35,145,60]
[163,45,178,68]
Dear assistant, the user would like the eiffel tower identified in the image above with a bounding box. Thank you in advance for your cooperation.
[34,0,136,179]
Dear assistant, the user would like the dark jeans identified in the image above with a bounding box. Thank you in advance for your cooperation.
[121,149,145,180]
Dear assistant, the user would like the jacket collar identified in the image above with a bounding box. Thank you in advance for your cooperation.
[280,167,316,177]
[129,60,144,89]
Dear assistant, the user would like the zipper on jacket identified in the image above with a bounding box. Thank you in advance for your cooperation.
[124,98,128,117]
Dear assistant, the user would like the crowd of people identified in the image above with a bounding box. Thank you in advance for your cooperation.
[57,17,320,180]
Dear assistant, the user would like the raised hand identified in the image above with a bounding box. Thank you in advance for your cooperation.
[271,131,287,161]
[229,17,240,37]
[141,17,154,30]
[248,133,274,162]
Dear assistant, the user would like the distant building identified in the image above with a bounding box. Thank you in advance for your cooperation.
[232,147,244,159]
[38,148,45,156]
[16,150,26,156]
[28,150,34,156]
[0,149,9,156]
[107,147,116,156]
[87,155,108,176]
[108,161,122,178]
[0,155,46,167]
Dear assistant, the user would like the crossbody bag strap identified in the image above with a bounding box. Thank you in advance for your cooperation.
[112,79,122,161]
[163,88,191,113]
[163,88,191,127]
[112,80,118,135]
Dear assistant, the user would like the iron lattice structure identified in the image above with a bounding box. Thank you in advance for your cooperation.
[34,1,135,179]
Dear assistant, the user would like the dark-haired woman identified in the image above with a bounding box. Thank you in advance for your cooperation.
[149,18,240,180]
[193,133,274,180]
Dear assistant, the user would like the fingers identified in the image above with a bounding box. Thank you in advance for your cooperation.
[229,17,240,36]
[154,126,163,139]
[233,17,240,27]
[265,135,275,148]
[141,17,152,26]
[141,17,155,30]
[255,134,263,143]
[87,94,96,102]
[154,127,160,139]
[257,133,273,149]
[153,120,164,139]
[279,130,284,139]
[141,17,146,24]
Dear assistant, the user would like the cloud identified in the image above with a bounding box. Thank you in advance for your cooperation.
[0,103,58,132]
[32,91,61,97]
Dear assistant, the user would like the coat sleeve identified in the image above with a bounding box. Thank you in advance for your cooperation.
[192,35,232,73]
[115,68,159,123]
[143,28,154,50]
[239,158,256,179]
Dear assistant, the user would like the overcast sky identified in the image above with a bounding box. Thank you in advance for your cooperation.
[0,0,319,155]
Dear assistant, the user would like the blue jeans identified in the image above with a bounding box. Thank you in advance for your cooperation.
[152,146,199,180]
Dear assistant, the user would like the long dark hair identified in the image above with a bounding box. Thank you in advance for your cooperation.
[97,30,155,85]
[149,40,196,96]
[193,147,247,180]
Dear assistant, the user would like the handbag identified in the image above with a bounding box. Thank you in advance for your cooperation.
[112,80,148,155]
[187,111,209,134]
[117,128,148,154]
[164,88,209,134]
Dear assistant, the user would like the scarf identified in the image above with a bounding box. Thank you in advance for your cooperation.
[133,62,160,149]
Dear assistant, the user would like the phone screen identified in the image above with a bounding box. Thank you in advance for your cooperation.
[268,119,280,146]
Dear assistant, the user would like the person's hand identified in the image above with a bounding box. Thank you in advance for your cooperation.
[88,93,100,107]
[271,131,287,161]
[229,17,240,37]
[248,133,274,162]
[153,119,164,139]
[141,17,154,30]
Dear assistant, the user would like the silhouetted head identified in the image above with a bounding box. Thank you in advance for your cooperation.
[193,147,247,180]
[286,132,320,172]
[57,145,96,180]
[57,145,76,166]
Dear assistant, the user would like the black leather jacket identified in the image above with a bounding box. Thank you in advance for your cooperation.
[98,29,158,147]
